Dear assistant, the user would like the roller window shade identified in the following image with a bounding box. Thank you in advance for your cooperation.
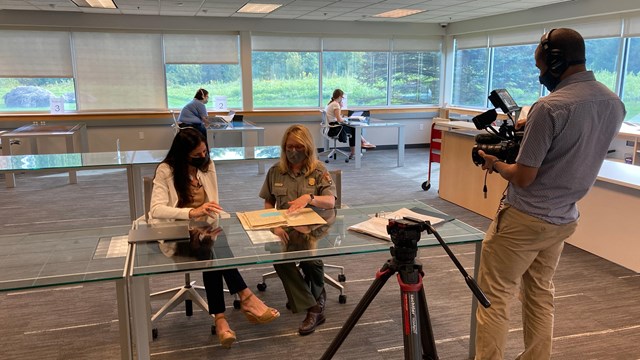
[545,18,622,39]
[252,35,321,51]
[489,27,543,47]
[164,34,239,64]
[73,32,166,111]
[455,34,488,50]
[323,37,390,51]
[624,13,640,37]
[392,37,441,52]
[0,30,72,77]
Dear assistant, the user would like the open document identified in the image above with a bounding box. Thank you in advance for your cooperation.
[237,208,327,231]
[348,208,447,241]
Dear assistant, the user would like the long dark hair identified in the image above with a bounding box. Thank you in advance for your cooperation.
[160,127,210,207]
[328,89,344,105]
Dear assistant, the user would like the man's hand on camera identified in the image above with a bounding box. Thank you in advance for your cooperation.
[478,150,499,173]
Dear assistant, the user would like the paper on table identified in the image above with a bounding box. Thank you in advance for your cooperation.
[245,230,281,244]
[237,207,327,231]
[348,208,445,241]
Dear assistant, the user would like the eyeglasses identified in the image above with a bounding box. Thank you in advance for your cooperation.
[285,144,305,151]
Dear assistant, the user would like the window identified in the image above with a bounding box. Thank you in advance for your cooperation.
[323,52,389,107]
[585,37,621,92]
[453,48,489,107]
[0,30,75,112]
[164,34,241,110]
[490,44,540,107]
[622,37,640,123]
[252,51,320,108]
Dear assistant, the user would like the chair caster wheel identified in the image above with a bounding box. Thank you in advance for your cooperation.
[338,295,347,304]
[211,324,216,335]
[286,302,291,310]
[233,299,241,309]
[421,181,431,191]
[325,159,329,163]
[152,328,158,340]
[338,274,346,282]
[345,159,349,163]
[257,282,267,291]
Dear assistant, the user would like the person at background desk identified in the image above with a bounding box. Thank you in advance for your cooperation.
[259,124,337,335]
[325,88,375,159]
[474,28,625,360]
[149,127,279,349]
[178,88,210,138]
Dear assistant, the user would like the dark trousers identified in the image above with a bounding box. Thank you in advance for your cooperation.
[274,260,325,313]
[341,125,356,146]
[202,269,247,314]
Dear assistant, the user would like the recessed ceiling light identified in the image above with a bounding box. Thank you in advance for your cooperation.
[71,0,117,9]
[374,9,425,18]
[237,3,282,14]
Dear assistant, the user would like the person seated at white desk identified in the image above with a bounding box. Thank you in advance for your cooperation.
[149,127,279,348]
[178,88,210,138]
[325,89,375,159]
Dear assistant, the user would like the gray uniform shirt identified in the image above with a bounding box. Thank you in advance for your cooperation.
[506,71,625,224]
[259,162,337,209]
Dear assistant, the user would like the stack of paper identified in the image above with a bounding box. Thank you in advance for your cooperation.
[237,208,327,230]
[348,208,446,241]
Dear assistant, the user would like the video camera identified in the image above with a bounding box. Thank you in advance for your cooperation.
[471,89,523,166]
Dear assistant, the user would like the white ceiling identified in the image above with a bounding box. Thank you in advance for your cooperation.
[0,0,574,24]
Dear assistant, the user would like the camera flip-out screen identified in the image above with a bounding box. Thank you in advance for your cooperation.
[489,89,520,114]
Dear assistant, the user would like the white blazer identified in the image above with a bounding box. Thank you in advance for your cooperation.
[149,161,219,221]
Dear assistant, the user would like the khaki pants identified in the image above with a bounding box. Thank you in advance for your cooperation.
[475,205,577,360]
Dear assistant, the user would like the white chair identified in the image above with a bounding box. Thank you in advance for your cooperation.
[318,110,351,163]
[140,176,239,339]
[257,169,347,305]
[170,110,180,134]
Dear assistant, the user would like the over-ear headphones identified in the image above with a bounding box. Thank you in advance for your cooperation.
[540,29,568,75]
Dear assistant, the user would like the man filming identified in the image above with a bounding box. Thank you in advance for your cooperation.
[474,28,625,360]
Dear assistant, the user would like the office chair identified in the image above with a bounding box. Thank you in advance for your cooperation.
[139,176,239,339]
[318,110,351,163]
[170,110,180,134]
[257,169,347,305]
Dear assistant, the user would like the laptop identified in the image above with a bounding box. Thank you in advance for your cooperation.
[213,110,235,124]
[128,224,190,243]
[347,110,368,121]
[230,114,244,127]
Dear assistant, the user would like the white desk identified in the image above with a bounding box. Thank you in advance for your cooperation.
[322,118,405,169]
[1,123,88,187]
[206,121,265,172]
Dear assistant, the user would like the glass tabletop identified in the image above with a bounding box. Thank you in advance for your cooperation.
[0,225,131,292]
[131,200,484,277]
[0,146,281,171]
[207,121,264,131]
[2,123,84,136]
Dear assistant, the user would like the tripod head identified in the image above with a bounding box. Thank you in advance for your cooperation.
[387,217,491,308]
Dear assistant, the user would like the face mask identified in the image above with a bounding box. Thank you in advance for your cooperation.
[189,156,207,168]
[539,70,560,92]
[203,99,209,104]
[286,149,306,165]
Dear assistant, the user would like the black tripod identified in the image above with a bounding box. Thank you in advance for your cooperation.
[321,218,490,360]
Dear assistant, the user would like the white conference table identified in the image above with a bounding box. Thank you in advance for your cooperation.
[0,146,280,221]
[1,123,89,187]
[323,118,405,169]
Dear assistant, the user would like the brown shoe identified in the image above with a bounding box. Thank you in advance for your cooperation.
[362,143,376,149]
[298,307,325,336]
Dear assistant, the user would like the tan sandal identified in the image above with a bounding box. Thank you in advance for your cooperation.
[241,293,280,324]
[214,314,236,348]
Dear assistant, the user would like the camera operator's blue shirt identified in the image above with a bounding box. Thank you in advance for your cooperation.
[506,71,625,224]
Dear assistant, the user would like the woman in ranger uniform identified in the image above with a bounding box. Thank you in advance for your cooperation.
[259,124,337,336]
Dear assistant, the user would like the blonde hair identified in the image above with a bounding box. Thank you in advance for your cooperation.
[278,124,318,176]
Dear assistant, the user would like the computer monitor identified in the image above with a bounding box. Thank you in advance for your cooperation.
[232,114,244,123]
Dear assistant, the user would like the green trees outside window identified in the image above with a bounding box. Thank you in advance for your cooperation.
[623,37,640,123]
[166,64,241,110]
[0,78,76,112]
[453,48,489,107]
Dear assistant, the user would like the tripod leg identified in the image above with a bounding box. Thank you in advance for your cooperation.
[320,262,396,360]
[418,284,438,360]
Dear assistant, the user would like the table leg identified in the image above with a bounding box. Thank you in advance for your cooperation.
[354,127,362,169]
[1,135,16,187]
[131,276,152,360]
[468,241,482,358]
[115,278,133,360]
[65,134,78,184]
[397,126,405,167]
[132,166,144,220]
[257,129,265,174]
[206,129,215,148]
[126,167,137,221]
